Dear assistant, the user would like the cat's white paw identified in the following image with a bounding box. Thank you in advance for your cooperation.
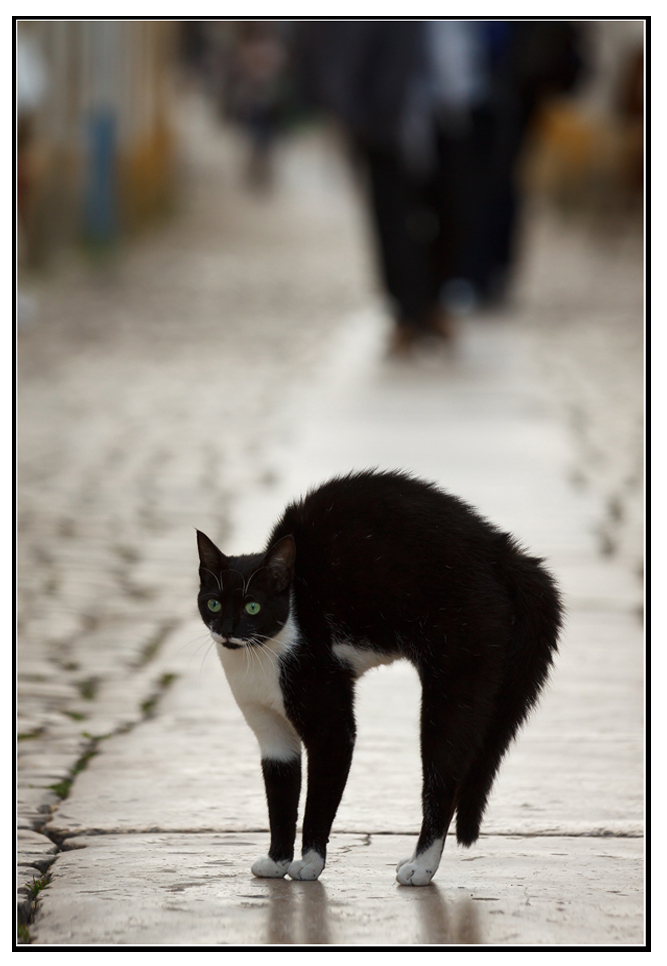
[251,856,290,878]
[396,858,437,887]
[396,837,444,886]
[288,850,325,881]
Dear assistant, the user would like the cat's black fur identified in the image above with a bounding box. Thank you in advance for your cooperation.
[197,470,562,885]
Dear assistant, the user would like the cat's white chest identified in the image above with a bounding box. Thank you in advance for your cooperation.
[217,640,286,713]
[215,616,297,713]
[214,614,302,761]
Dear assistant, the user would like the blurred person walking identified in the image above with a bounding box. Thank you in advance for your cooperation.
[297,20,583,353]
[225,21,289,189]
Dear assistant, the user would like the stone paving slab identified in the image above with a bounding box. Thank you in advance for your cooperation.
[16,830,59,869]
[30,832,644,946]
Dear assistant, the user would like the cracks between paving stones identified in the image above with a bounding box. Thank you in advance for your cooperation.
[16,667,179,944]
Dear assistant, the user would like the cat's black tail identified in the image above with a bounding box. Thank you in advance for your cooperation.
[455,539,563,847]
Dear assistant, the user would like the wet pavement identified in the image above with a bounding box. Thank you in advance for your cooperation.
[17,92,644,947]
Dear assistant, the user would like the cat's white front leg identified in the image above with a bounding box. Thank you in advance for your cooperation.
[251,856,291,878]
[396,838,444,886]
[288,850,325,881]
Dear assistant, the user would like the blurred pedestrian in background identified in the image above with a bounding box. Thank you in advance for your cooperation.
[297,20,584,354]
[224,21,290,189]
[182,21,293,190]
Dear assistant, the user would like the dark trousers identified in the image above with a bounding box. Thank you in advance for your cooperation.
[360,108,522,326]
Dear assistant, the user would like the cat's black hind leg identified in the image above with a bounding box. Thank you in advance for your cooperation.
[397,672,491,886]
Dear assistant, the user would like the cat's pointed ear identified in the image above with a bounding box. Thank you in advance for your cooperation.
[196,531,227,584]
[264,535,295,592]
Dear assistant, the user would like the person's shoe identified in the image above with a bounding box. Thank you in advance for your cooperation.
[426,306,454,341]
[388,323,421,357]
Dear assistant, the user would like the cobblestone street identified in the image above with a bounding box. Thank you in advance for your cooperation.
[17,91,644,947]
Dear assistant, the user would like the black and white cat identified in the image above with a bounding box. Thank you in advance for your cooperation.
[197,470,562,886]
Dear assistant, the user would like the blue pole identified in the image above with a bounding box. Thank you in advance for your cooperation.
[83,107,118,245]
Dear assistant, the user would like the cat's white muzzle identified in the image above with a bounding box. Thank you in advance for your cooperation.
[211,630,246,650]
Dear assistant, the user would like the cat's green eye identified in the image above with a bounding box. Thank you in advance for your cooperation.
[207,599,222,613]
[245,601,261,616]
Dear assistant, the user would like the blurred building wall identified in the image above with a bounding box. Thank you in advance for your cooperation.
[17,19,177,268]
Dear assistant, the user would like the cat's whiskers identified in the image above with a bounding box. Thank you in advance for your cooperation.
[193,635,216,663]
[248,640,270,684]
[244,566,268,596]
[198,638,218,683]
[242,640,260,683]
[200,568,222,592]
[177,631,211,657]
[228,569,250,596]
[240,642,250,681]
[178,632,219,677]
[250,638,275,681]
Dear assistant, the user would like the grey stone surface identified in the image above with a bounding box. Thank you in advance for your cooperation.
[31,833,643,946]
[17,829,59,859]
[18,91,644,946]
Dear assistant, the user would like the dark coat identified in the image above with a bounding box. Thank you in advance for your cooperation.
[296,21,425,150]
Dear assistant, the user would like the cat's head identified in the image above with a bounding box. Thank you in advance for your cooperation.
[196,531,295,649]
